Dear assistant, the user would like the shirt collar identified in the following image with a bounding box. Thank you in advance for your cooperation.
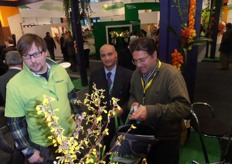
[104,65,117,76]
[142,59,160,84]
[23,62,51,77]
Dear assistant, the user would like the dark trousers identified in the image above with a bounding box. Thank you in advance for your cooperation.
[146,138,180,164]
[62,52,69,62]
[69,55,78,72]
[84,49,90,68]
[219,52,230,69]
[48,49,55,61]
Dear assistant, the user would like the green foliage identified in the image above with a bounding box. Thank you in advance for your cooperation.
[63,0,70,30]
[201,9,211,33]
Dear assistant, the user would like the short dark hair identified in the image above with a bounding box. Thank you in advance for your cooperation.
[5,51,22,66]
[65,30,71,35]
[17,33,47,56]
[4,37,14,44]
[130,37,157,56]
[226,23,232,30]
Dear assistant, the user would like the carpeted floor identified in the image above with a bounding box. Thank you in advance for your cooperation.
[1,53,232,163]
[194,61,232,127]
[179,60,232,164]
[179,130,221,164]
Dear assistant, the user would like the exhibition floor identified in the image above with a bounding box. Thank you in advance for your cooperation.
[1,47,232,163]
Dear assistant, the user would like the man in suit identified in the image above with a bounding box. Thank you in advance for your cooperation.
[0,51,22,105]
[0,51,25,164]
[44,32,57,61]
[1,37,17,62]
[89,44,132,156]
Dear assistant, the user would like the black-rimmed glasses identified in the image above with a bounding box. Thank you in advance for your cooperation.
[132,55,150,65]
[22,51,43,60]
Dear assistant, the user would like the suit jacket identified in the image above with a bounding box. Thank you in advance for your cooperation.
[0,68,21,106]
[44,36,56,50]
[0,59,8,76]
[89,65,132,121]
[89,65,132,152]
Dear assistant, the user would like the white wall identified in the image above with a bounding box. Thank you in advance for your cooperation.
[22,23,65,57]
[139,11,159,24]
[7,14,23,43]
[228,10,232,23]
[100,15,125,22]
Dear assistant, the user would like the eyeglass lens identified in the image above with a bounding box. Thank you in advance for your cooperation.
[23,51,42,59]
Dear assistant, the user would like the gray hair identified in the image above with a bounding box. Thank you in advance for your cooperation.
[5,51,23,66]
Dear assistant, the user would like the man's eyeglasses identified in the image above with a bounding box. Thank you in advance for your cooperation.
[132,55,150,65]
[22,51,43,60]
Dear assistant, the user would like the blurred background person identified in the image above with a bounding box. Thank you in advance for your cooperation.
[218,23,232,70]
[0,51,23,106]
[0,51,25,164]
[1,37,17,62]
[60,33,68,62]
[117,43,136,71]
[83,36,90,68]
[63,31,78,72]
[44,32,57,61]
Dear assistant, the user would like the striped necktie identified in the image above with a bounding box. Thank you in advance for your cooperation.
[107,72,112,88]
[107,72,113,94]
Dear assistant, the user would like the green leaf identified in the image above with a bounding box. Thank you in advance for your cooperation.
[190,37,212,46]
[168,25,181,43]
[183,48,188,64]
[195,37,212,42]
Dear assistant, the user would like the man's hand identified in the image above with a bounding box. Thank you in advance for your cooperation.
[129,105,147,121]
[130,102,140,110]
[115,106,124,116]
[28,150,44,163]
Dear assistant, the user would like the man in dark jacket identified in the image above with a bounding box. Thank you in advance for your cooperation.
[44,32,56,61]
[63,31,77,72]
[1,37,17,62]
[89,44,132,158]
[128,38,191,164]
[0,51,25,163]
[219,23,232,70]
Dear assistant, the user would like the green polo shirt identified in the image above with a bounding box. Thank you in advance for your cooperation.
[5,62,76,146]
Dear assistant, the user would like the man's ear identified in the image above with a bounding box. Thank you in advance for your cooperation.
[45,50,48,57]
[151,51,157,58]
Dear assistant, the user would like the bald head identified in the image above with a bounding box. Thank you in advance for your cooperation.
[99,44,117,70]
[100,44,116,54]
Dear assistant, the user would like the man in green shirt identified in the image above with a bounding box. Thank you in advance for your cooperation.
[5,33,76,163]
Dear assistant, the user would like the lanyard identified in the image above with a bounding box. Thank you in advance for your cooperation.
[141,60,161,104]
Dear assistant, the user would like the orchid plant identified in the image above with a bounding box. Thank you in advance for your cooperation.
[36,84,135,164]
